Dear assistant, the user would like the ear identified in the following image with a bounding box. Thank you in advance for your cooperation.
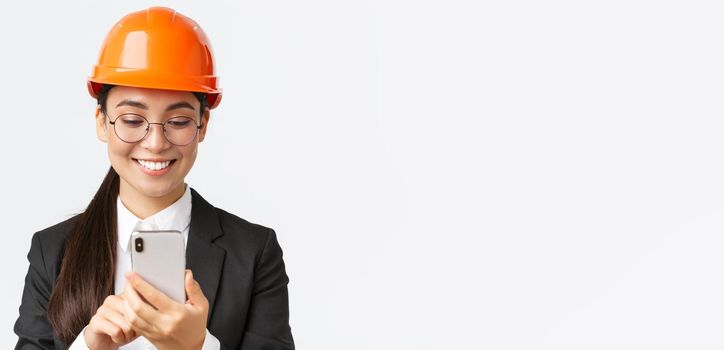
[197,108,211,143]
[95,105,108,143]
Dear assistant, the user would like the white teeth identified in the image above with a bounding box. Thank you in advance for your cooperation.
[137,159,172,171]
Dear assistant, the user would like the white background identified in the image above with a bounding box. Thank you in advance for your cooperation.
[1,0,724,349]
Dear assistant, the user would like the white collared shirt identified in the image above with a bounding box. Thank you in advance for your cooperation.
[69,184,221,349]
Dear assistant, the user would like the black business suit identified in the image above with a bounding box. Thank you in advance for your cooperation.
[14,188,295,350]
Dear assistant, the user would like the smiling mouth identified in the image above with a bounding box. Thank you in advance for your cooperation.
[133,158,177,171]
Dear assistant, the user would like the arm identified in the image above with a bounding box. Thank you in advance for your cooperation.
[14,232,58,350]
[240,229,294,350]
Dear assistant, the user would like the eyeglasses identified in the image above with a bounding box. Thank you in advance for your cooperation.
[108,113,202,146]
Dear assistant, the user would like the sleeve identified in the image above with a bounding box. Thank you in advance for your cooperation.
[66,327,89,350]
[14,232,58,350]
[239,228,295,350]
[202,329,221,350]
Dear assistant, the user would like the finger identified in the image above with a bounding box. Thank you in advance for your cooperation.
[185,270,207,307]
[125,271,176,311]
[104,295,128,313]
[122,298,156,337]
[123,279,163,327]
[105,309,136,343]
[99,296,136,343]
[90,314,127,345]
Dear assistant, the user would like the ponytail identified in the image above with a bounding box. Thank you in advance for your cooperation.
[47,166,119,345]
[47,84,119,345]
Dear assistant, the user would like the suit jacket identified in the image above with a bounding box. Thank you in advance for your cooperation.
[14,188,295,350]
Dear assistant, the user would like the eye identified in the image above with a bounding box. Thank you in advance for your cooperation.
[118,115,146,128]
[166,117,193,129]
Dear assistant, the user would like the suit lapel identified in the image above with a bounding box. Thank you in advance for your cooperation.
[186,188,226,319]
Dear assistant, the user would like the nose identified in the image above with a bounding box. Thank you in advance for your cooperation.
[140,123,170,153]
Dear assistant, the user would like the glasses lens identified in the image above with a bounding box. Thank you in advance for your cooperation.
[114,114,148,143]
[165,117,199,146]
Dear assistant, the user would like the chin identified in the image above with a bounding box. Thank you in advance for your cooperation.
[148,186,181,199]
[131,180,181,198]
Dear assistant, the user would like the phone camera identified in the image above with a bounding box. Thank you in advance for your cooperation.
[134,237,144,252]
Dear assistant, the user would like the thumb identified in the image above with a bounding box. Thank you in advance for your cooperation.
[185,270,206,305]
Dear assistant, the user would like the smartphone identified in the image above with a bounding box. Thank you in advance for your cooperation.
[130,230,186,304]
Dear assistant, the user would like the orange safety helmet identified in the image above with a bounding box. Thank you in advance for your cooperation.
[87,7,222,109]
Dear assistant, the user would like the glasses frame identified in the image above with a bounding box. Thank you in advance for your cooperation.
[107,113,203,146]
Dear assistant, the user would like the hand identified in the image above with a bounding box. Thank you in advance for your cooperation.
[122,269,209,350]
[84,294,138,350]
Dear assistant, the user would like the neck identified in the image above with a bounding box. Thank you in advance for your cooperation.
[118,180,186,219]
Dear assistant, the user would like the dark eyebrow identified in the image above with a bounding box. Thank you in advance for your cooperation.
[165,101,196,112]
[115,99,148,109]
[114,100,196,112]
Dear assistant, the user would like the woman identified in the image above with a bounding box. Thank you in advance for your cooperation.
[14,7,294,350]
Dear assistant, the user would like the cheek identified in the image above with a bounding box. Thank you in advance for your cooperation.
[106,138,135,160]
[177,146,198,167]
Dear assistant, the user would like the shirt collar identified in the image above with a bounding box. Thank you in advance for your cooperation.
[117,184,192,252]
